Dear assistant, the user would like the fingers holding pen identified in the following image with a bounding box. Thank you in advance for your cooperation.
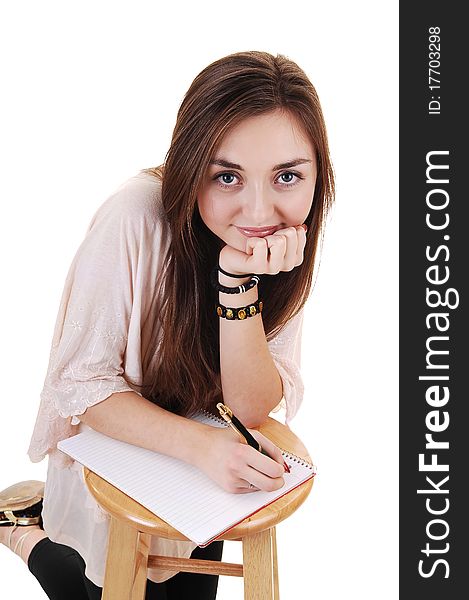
[229,443,285,493]
[248,429,286,469]
[215,403,287,493]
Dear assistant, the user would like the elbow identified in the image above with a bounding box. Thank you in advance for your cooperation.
[243,416,268,429]
[76,406,97,429]
[75,398,109,430]
[238,395,284,429]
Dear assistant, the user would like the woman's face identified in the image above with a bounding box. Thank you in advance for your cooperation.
[197,109,317,253]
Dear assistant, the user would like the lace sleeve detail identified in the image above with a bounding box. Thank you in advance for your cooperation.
[267,308,305,423]
[44,299,140,423]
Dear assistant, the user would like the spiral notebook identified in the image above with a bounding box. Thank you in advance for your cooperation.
[57,412,316,546]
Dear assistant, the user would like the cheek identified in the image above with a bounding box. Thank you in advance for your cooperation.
[198,193,235,229]
[282,193,314,226]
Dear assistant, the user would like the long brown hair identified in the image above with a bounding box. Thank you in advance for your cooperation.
[140,51,334,416]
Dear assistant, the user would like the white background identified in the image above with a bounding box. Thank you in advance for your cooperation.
[0,1,398,598]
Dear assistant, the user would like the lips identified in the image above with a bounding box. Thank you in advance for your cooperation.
[235,226,279,238]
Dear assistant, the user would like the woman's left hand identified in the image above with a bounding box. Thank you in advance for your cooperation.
[219,224,307,276]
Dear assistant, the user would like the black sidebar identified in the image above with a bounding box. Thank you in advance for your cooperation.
[400,3,467,598]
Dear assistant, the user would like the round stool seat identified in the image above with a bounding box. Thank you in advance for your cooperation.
[84,417,314,542]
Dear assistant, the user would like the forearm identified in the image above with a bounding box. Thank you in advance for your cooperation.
[79,391,210,467]
[78,390,285,495]
[218,274,283,427]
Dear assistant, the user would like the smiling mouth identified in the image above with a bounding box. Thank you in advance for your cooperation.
[235,226,279,238]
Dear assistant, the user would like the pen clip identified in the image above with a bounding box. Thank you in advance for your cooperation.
[216,403,250,445]
[216,402,233,422]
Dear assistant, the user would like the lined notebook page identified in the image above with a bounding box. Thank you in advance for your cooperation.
[57,414,315,546]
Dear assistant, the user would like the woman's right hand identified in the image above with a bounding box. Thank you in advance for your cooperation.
[195,425,286,494]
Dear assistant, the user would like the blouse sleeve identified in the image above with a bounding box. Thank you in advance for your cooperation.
[267,308,305,424]
[36,176,167,425]
[28,176,170,464]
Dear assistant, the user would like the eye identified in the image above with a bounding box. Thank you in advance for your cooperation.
[213,172,241,189]
[276,171,304,187]
[279,172,295,183]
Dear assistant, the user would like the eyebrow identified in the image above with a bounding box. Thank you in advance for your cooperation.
[209,157,312,171]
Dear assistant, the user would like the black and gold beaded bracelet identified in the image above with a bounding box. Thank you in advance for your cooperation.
[216,299,263,320]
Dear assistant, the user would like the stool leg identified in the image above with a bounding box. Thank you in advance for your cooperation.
[102,516,150,600]
[131,531,151,600]
[271,527,280,600]
[242,527,278,600]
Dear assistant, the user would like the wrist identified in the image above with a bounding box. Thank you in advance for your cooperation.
[218,272,251,286]
[190,424,216,470]
[212,266,260,302]
[218,285,258,306]
[218,250,252,279]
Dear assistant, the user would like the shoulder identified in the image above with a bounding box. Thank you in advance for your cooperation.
[87,171,164,234]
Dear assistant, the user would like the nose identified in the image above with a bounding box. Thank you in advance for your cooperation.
[242,185,275,225]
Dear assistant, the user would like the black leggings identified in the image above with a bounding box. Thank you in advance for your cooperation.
[28,537,223,600]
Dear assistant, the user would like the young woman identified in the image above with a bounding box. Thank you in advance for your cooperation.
[0,50,334,599]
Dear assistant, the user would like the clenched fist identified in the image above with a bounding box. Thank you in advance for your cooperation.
[219,224,307,276]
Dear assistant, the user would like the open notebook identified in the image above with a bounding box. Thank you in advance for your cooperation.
[57,412,316,546]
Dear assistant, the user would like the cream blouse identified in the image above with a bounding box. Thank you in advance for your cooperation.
[27,171,305,586]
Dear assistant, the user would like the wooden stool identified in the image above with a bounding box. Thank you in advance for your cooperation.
[84,417,314,600]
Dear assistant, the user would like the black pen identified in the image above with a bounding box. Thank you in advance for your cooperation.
[216,402,290,473]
